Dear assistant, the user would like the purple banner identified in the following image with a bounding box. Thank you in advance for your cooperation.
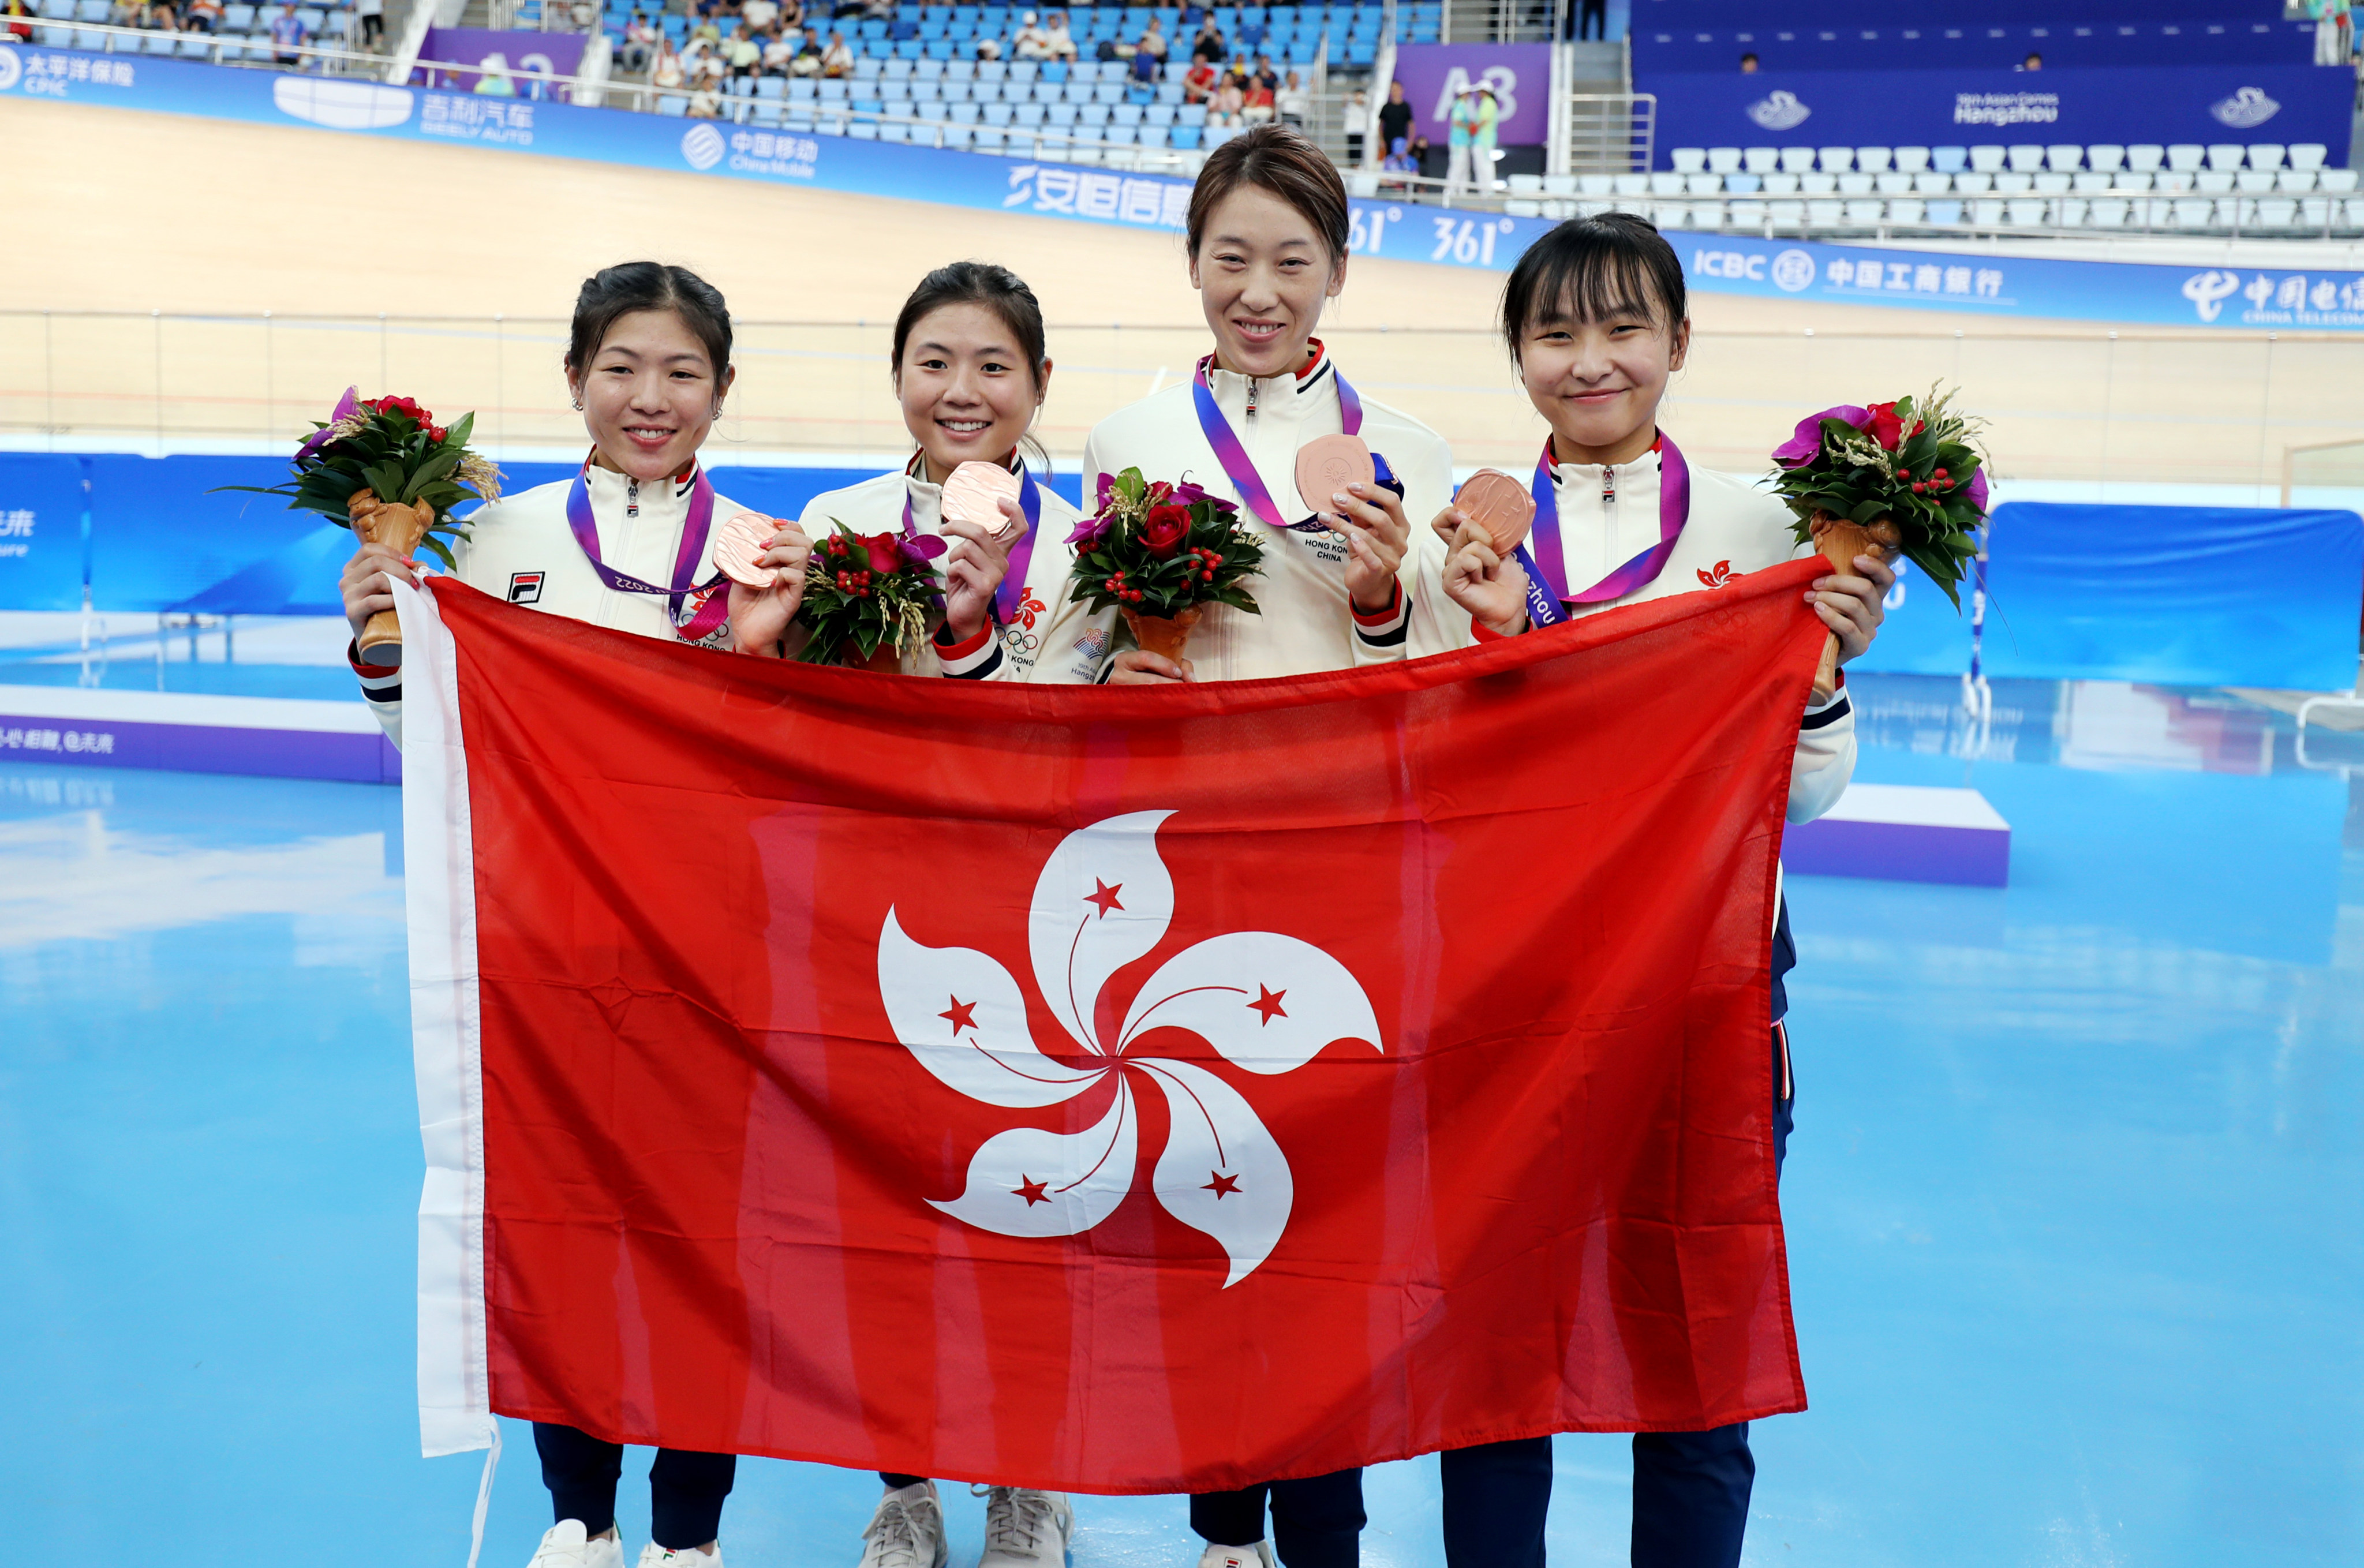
[1390,42,1552,147]
[414,28,585,97]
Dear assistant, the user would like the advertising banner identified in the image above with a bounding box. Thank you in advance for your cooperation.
[1640,63,2354,168]
[3,50,2359,332]
[0,456,88,613]
[1389,42,1553,147]
[413,28,586,95]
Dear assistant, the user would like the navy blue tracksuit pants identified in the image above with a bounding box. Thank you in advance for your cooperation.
[1193,1021,1797,1568]
[534,1423,736,1550]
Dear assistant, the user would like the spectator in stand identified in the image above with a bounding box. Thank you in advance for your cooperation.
[1041,8,1075,61]
[1377,78,1412,159]
[1277,67,1308,127]
[1183,54,1217,102]
[687,78,725,114]
[186,0,224,31]
[1738,51,1757,72]
[622,10,659,70]
[651,37,687,89]
[1130,39,1161,80]
[1250,53,1277,92]
[1344,83,1367,162]
[1240,70,1275,123]
[742,0,775,27]
[974,28,1000,58]
[1136,13,1166,63]
[350,0,382,46]
[1382,134,1417,193]
[762,25,798,73]
[820,25,852,73]
[726,22,762,78]
[1209,69,1244,126]
[474,52,519,93]
[777,0,800,27]
[2018,50,2042,69]
[1576,0,1603,40]
[267,1,306,64]
[1446,79,1496,196]
[698,45,729,85]
[689,13,721,47]
[1,0,35,41]
[790,27,823,70]
[1406,128,1431,174]
[1191,14,1224,62]
[1012,9,1050,57]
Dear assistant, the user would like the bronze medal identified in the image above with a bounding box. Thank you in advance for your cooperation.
[942,461,1024,537]
[1294,433,1375,520]
[1455,469,1535,554]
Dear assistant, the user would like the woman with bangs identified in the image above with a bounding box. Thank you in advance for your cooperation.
[1426,212,1893,1568]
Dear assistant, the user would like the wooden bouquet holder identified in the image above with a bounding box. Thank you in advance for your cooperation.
[1808,512,1901,702]
[349,487,438,668]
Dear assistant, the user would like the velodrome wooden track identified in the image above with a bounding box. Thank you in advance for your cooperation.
[10,93,2359,481]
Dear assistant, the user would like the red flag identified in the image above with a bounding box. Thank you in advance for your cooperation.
[399,559,1825,1493]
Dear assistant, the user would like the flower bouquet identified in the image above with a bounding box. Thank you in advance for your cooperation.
[795,523,948,670]
[1769,387,1990,697]
[1067,468,1266,663]
[220,387,502,665]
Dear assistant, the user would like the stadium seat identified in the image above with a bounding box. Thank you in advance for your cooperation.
[937,78,966,100]
[2165,144,2204,171]
[1929,145,1966,173]
[2196,170,2234,193]
[1889,197,1923,223]
[1080,102,1110,126]
[1955,171,1992,193]
[756,76,783,98]
[1925,199,1962,224]
[2205,143,2243,170]
[1805,199,1842,226]
[1723,173,1760,193]
[2276,168,2316,192]
[1875,171,1912,195]
[1093,81,1122,103]
[1669,147,1705,173]
[656,95,687,115]
[2004,144,2043,172]
[1816,146,1851,171]
[983,101,1012,124]
[1705,147,1740,175]
[1170,124,1202,149]
[2086,144,2124,173]
[1778,146,1813,173]
[1647,171,1683,195]
[788,78,817,100]
[1613,173,1647,196]
[1033,81,1060,102]
[819,79,849,101]
[2087,197,2129,227]
[915,56,945,77]
[2291,143,2329,172]
[1913,171,1950,194]
[1048,102,1077,126]
[1843,199,1881,226]
[1686,173,1721,195]
[2042,144,2079,170]
[1177,101,1206,125]
[884,56,913,77]
[751,100,784,126]
[1741,147,1777,174]
[2236,169,2274,194]
[1113,101,1142,125]
[1969,145,2006,173]
[1015,102,1045,125]
[2246,143,2284,170]
[2124,143,2164,173]
[1854,147,1891,173]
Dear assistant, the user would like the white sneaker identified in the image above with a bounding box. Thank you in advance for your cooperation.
[858,1481,948,1568]
[1194,1543,1274,1568]
[975,1485,1075,1566]
[528,1521,627,1568]
[637,1544,722,1567]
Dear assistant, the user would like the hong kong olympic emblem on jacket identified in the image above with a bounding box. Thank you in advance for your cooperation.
[876,810,1382,1286]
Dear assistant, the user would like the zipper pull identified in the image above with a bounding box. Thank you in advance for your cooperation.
[1246,377,1259,422]
[626,477,639,519]
[1601,465,1615,507]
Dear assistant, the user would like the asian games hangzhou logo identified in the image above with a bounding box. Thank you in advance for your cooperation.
[876,810,1382,1287]
[680,122,727,170]
[1745,90,1811,131]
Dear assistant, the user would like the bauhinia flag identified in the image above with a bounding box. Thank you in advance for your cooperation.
[400,559,1826,1494]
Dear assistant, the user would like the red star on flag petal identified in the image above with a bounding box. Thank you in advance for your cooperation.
[1247,985,1288,1025]
[1013,1175,1050,1206]
[1083,878,1125,918]
[940,996,978,1035]
[1203,1171,1242,1199]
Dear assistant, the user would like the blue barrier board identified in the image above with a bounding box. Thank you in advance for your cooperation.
[0,456,89,612]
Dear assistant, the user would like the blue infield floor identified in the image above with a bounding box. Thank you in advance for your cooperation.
[2,672,2359,1567]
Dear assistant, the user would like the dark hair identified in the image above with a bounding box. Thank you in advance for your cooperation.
[889,260,1053,466]
[564,261,733,384]
[1498,213,1688,363]
[1185,122,1351,264]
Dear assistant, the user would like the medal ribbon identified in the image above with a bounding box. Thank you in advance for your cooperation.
[1513,432,1692,629]
[1191,354,1374,534]
[902,458,1045,624]
[564,461,730,642]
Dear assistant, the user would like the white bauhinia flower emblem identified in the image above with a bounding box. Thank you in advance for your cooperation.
[877,810,1382,1286]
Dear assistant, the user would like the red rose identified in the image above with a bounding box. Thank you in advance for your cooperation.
[859,532,906,577]
[1146,480,1174,506]
[1142,503,1191,559]
[1863,401,1906,451]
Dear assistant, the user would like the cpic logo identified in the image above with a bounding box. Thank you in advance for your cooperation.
[1770,248,1816,293]
[2209,87,2279,129]
[1745,90,1810,131]
[0,48,21,92]
[680,122,727,170]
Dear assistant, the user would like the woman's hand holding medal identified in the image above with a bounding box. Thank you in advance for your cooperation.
[1435,469,1536,637]
[937,465,1027,642]
[716,511,813,656]
[1328,479,1413,615]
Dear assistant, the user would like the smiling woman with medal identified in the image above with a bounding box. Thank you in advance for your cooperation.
[1010,123,1465,687]
[724,261,1082,682]
[339,261,801,754]
[1424,214,1893,1568]
[338,261,788,1568]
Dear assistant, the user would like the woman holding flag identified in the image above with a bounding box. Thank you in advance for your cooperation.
[722,260,1079,683]
[1428,212,1892,1568]
[1007,122,1468,688]
[338,261,786,1568]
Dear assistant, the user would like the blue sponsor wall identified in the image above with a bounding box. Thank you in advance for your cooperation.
[1643,64,2354,168]
[1633,0,2304,26]
[1634,21,2318,73]
[4,47,2360,333]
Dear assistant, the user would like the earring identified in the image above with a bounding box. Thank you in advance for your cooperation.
[571,395,584,411]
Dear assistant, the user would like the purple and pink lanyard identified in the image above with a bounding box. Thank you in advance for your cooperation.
[1192,355,1688,616]
[566,456,1044,639]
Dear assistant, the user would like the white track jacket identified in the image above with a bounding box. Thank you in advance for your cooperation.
[351,459,761,748]
[1007,348,1472,683]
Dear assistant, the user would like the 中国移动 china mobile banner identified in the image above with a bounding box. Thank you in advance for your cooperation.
[6,47,2361,330]
[397,560,1826,1490]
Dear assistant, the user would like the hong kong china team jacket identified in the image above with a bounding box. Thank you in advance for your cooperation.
[1006,348,1475,684]
[351,459,761,750]
[1452,443,1860,825]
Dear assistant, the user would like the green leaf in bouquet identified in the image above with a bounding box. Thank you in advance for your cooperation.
[417,533,458,571]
